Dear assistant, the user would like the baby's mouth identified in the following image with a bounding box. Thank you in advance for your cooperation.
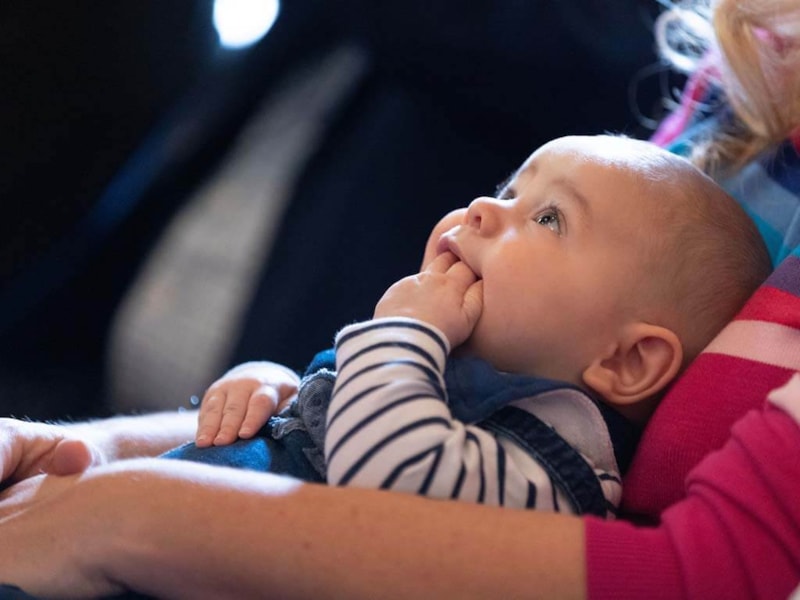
[437,232,481,278]
[436,228,464,259]
[436,230,455,255]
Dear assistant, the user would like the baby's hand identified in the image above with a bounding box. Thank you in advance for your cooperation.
[374,251,483,348]
[195,362,300,448]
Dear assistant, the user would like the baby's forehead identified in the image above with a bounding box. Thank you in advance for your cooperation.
[520,135,670,173]
[506,136,707,228]
[513,135,701,224]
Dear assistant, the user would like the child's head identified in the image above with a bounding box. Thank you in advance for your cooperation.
[424,135,771,421]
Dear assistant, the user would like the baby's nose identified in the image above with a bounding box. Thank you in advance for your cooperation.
[466,196,503,235]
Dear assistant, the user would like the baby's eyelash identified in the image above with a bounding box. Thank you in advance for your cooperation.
[533,204,565,234]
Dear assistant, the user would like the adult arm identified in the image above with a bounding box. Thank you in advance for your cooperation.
[0,410,196,485]
[1,376,798,598]
[0,458,586,599]
[586,375,800,600]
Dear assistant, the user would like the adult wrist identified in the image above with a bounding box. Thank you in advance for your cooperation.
[66,411,196,461]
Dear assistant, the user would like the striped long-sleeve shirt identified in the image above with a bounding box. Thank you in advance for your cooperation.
[325,317,624,516]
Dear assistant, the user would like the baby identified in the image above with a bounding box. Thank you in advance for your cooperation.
[169,135,770,516]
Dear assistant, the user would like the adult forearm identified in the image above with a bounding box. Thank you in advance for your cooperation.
[585,390,800,600]
[77,459,586,599]
[67,410,196,461]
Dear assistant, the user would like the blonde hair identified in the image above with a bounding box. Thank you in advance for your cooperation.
[656,0,800,175]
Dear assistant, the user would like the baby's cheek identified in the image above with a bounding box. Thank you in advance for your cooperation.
[477,285,548,372]
[460,305,503,363]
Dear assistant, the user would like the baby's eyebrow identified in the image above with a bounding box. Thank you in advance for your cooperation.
[552,177,591,221]
[496,161,537,198]
[494,172,517,198]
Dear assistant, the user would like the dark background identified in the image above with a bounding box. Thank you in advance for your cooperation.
[0,1,665,420]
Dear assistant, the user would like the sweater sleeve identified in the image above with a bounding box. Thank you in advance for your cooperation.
[326,318,596,511]
[585,374,800,600]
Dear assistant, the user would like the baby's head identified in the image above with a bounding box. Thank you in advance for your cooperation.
[425,135,771,422]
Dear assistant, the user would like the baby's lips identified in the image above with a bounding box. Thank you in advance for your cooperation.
[436,228,462,258]
[435,234,452,256]
[440,241,482,279]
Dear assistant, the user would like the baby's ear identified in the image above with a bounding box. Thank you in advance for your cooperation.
[581,323,683,412]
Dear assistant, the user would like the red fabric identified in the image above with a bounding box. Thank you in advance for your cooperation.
[622,270,799,517]
[622,256,800,520]
[598,257,800,595]
[736,284,800,326]
[622,352,793,517]
[588,402,800,600]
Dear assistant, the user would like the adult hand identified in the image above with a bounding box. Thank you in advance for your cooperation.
[0,418,105,488]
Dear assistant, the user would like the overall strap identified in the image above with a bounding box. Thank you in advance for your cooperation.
[481,406,608,516]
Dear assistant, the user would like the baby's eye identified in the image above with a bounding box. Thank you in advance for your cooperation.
[535,209,562,234]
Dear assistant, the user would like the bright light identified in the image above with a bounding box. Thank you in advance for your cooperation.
[213,0,280,50]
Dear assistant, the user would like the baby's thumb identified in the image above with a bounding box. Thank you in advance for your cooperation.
[48,438,104,475]
[463,280,484,326]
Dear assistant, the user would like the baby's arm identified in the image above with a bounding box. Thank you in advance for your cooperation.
[327,252,616,513]
[198,250,476,448]
[327,319,590,511]
[196,362,300,447]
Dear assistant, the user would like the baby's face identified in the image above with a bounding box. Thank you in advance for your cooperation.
[427,136,663,384]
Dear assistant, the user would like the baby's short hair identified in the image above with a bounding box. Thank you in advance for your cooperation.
[628,144,771,363]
